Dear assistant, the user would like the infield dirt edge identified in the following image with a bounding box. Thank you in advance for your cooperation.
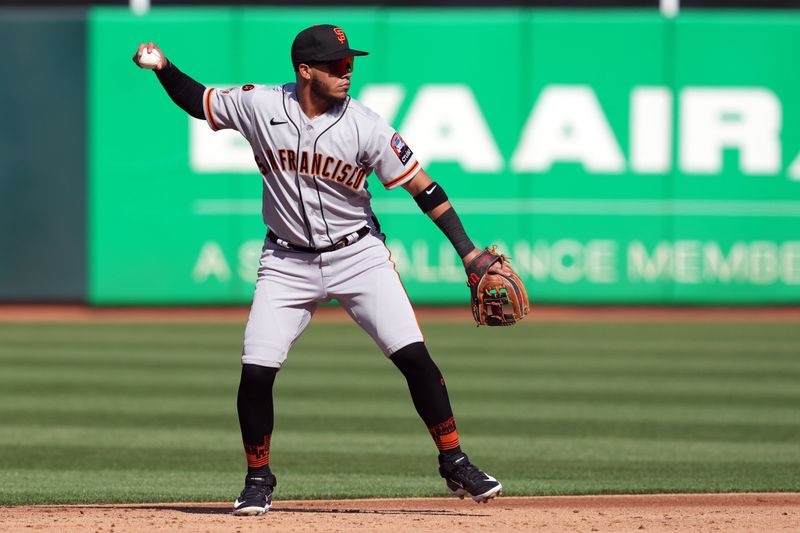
[3,493,799,533]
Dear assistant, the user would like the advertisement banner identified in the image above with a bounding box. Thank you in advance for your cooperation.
[88,8,800,304]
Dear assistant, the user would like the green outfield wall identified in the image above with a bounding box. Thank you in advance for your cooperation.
[88,8,800,304]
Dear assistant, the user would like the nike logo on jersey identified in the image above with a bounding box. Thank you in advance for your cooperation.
[270,118,288,126]
[425,185,438,195]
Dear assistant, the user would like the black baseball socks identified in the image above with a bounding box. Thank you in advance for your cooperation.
[391,342,462,456]
[237,364,277,477]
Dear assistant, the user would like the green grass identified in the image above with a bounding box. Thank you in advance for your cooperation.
[1,320,799,504]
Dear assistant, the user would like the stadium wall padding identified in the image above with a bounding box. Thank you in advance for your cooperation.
[0,10,86,301]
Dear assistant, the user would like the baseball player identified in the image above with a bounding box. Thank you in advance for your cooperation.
[134,24,505,516]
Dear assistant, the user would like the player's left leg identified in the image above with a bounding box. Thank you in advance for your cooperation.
[390,342,502,503]
[327,234,424,355]
[329,235,502,502]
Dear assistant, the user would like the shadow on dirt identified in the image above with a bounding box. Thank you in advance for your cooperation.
[272,507,488,517]
[125,505,488,517]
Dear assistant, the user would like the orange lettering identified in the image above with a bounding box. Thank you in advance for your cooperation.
[337,164,353,182]
[311,153,323,176]
[299,151,309,174]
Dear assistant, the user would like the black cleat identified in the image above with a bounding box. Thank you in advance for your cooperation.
[438,452,502,503]
[232,473,277,516]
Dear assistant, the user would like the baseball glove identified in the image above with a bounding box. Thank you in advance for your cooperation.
[465,246,529,326]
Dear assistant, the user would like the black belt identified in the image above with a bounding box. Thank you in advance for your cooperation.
[267,226,371,254]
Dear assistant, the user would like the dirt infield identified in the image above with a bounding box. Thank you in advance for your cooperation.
[2,304,800,323]
[2,494,799,532]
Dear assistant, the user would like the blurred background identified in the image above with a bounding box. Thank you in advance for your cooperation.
[1,0,799,307]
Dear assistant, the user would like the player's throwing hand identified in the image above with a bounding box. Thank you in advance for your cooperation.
[132,42,167,71]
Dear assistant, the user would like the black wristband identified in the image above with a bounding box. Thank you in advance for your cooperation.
[433,207,476,259]
[413,181,448,214]
[155,60,206,120]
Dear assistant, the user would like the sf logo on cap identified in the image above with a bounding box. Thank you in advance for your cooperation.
[333,27,346,44]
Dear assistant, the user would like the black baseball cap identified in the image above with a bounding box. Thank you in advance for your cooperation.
[291,24,368,69]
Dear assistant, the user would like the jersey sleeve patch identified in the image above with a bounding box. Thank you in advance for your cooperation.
[390,132,413,165]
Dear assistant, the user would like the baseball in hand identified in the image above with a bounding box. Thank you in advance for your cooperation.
[138,48,161,69]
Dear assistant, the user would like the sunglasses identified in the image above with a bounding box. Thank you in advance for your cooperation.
[311,56,354,77]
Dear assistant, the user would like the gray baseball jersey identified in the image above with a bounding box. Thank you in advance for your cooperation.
[203,83,421,247]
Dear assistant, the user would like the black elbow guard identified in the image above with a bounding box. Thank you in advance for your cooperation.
[413,181,449,213]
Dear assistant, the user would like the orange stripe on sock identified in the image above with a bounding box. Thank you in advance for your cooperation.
[428,417,460,452]
[247,455,271,468]
[437,431,461,451]
[244,435,271,468]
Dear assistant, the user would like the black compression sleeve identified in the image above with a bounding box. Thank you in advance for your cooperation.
[433,207,476,259]
[413,181,448,213]
[154,61,206,120]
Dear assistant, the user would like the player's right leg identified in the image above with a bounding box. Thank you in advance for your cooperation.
[233,243,323,516]
[233,364,278,516]
[241,242,322,369]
